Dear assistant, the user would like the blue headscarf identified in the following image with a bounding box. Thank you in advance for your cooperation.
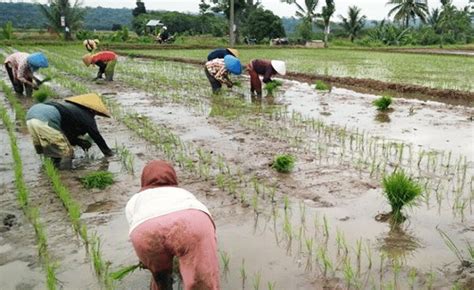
[224,55,242,75]
[27,53,49,71]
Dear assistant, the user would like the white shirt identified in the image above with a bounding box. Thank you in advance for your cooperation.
[125,186,212,234]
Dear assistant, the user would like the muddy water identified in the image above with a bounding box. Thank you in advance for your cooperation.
[278,80,474,159]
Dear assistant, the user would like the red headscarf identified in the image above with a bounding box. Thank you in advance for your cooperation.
[140,160,178,192]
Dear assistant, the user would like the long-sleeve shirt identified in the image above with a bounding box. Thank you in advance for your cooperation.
[250,59,276,83]
[207,48,232,61]
[91,51,117,64]
[205,59,232,87]
[126,186,213,234]
[46,101,112,155]
[4,52,32,84]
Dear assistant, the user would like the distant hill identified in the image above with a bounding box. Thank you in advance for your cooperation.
[0,3,132,30]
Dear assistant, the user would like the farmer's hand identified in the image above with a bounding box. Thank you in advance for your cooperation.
[77,139,92,151]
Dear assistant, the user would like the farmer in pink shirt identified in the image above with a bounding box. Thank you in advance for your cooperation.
[126,160,220,290]
[82,51,118,81]
[4,52,49,97]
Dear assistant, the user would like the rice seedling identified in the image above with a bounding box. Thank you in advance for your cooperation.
[32,85,55,103]
[219,251,231,275]
[322,215,329,238]
[265,80,283,96]
[271,154,296,173]
[381,170,422,224]
[80,171,115,190]
[109,262,144,281]
[240,259,247,288]
[372,96,392,111]
[437,227,473,267]
[116,144,135,175]
[267,281,276,290]
[408,268,417,289]
[253,271,262,290]
[314,80,330,91]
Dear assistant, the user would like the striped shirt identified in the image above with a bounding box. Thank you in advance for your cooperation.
[4,52,32,83]
[205,58,231,86]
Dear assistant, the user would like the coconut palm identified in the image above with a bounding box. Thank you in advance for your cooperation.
[281,0,320,26]
[386,0,428,28]
[339,6,367,42]
[39,0,85,40]
[320,0,335,47]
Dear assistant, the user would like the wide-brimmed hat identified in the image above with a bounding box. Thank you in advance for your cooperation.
[82,54,93,66]
[27,53,48,71]
[224,55,242,75]
[227,48,239,57]
[271,60,286,76]
[65,93,111,117]
[83,39,98,52]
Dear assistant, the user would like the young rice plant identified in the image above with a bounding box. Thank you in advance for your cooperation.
[272,154,296,173]
[373,96,392,111]
[81,171,115,190]
[382,170,422,224]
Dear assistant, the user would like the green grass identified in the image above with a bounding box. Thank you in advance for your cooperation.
[110,262,144,281]
[271,154,296,173]
[382,170,422,224]
[118,48,474,91]
[315,80,330,91]
[373,96,393,111]
[81,171,115,190]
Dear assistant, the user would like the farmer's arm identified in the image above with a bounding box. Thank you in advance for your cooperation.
[262,66,274,83]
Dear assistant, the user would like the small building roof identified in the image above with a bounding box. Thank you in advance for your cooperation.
[146,20,164,27]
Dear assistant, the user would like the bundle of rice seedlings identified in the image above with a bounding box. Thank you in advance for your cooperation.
[271,154,296,173]
[110,262,145,281]
[314,80,330,91]
[265,80,283,95]
[382,170,421,224]
[80,171,115,189]
[373,96,392,111]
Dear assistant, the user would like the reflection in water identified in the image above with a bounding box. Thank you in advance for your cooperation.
[377,225,421,260]
[375,112,391,123]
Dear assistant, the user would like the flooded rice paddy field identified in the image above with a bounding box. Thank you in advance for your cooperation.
[0,46,473,289]
[114,48,474,92]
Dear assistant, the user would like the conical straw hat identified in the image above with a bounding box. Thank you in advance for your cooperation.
[227,48,239,57]
[65,93,111,117]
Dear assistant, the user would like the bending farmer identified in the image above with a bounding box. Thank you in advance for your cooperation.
[26,93,114,167]
[204,55,242,94]
[82,51,118,81]
[126,160,220,290]
[207,47,239,61]
[247,59,286,97]
[4,52,49,97]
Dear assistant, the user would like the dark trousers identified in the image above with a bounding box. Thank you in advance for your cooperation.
[204,68,221,93]
[5,64,33,97]
[96,61,107,79]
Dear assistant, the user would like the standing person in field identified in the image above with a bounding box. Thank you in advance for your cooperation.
[247,59,286,97]
[83,39,100,52]
[204,55,242,94]
[4,52,49,97]
[126,160,220,290]
[26,93,114,168]
[207,47,239,61]
[82,51,118,81]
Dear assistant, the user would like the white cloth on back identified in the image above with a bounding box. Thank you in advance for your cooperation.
[125,186,212,234]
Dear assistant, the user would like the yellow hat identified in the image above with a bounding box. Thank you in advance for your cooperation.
[82,54,93,66]
[227,48,239,58]
[65,93,111,118]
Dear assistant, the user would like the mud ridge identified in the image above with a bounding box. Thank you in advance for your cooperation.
[121,53,474,105]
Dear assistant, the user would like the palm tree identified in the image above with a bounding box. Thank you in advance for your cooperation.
[320,0,335,47]
[339,6,367,42]
[281,0,319,27]
[386,0,428,28]
[39,0,85,40]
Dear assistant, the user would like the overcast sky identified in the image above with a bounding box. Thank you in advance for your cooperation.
[27,0,471,20]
